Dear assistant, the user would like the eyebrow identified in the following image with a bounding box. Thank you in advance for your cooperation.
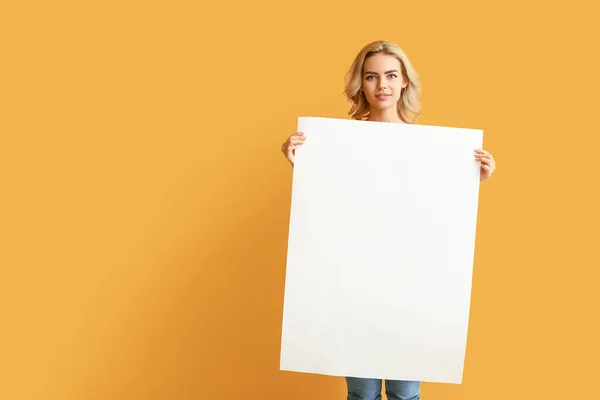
[364,70,399,75]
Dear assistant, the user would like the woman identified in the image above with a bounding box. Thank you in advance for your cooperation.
[280,40,496,400]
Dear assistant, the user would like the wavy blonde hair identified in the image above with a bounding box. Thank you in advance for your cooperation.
[344,40,421,123]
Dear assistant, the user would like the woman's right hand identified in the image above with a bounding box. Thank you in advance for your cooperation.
[281,132,306,166]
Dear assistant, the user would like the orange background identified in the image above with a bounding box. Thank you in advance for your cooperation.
[1,0,599,399]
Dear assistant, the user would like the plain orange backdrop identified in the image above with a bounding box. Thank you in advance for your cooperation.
[1,0,599,399]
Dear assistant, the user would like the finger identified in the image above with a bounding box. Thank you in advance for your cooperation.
[474,148,491,156]
[484,159,496,170]
[288,136,305,144]
[474,153,489,160]
[479,154,494,164]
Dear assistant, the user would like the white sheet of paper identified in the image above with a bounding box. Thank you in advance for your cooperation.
[280,117,483,384]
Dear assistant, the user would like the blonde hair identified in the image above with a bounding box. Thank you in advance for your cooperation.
[344,40,422,123]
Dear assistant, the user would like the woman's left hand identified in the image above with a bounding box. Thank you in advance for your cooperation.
[475,148,496,181]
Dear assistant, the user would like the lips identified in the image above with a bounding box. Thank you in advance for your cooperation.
[375,93,392,99]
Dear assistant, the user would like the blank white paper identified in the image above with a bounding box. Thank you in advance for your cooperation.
[280,117,483,384]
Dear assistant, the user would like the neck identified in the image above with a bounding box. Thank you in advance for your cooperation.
[367,108,404,123]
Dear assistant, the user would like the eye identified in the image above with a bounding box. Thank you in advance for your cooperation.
[388,74,398,79]
[366,75,376,80]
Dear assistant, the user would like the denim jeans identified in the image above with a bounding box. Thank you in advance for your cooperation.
[346,377,421,400]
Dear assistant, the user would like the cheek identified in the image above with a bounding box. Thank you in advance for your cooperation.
[395,85,404,98]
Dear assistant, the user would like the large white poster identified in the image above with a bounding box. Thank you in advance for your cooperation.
[280,117,483,384]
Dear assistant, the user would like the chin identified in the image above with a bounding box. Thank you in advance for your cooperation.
[371,104,397,112]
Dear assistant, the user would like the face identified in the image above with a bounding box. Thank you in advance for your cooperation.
[361,53,407,112]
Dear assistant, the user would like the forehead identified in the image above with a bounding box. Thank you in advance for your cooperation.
[363,53,402,73]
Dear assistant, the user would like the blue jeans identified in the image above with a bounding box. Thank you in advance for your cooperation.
[346,377,421,400]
